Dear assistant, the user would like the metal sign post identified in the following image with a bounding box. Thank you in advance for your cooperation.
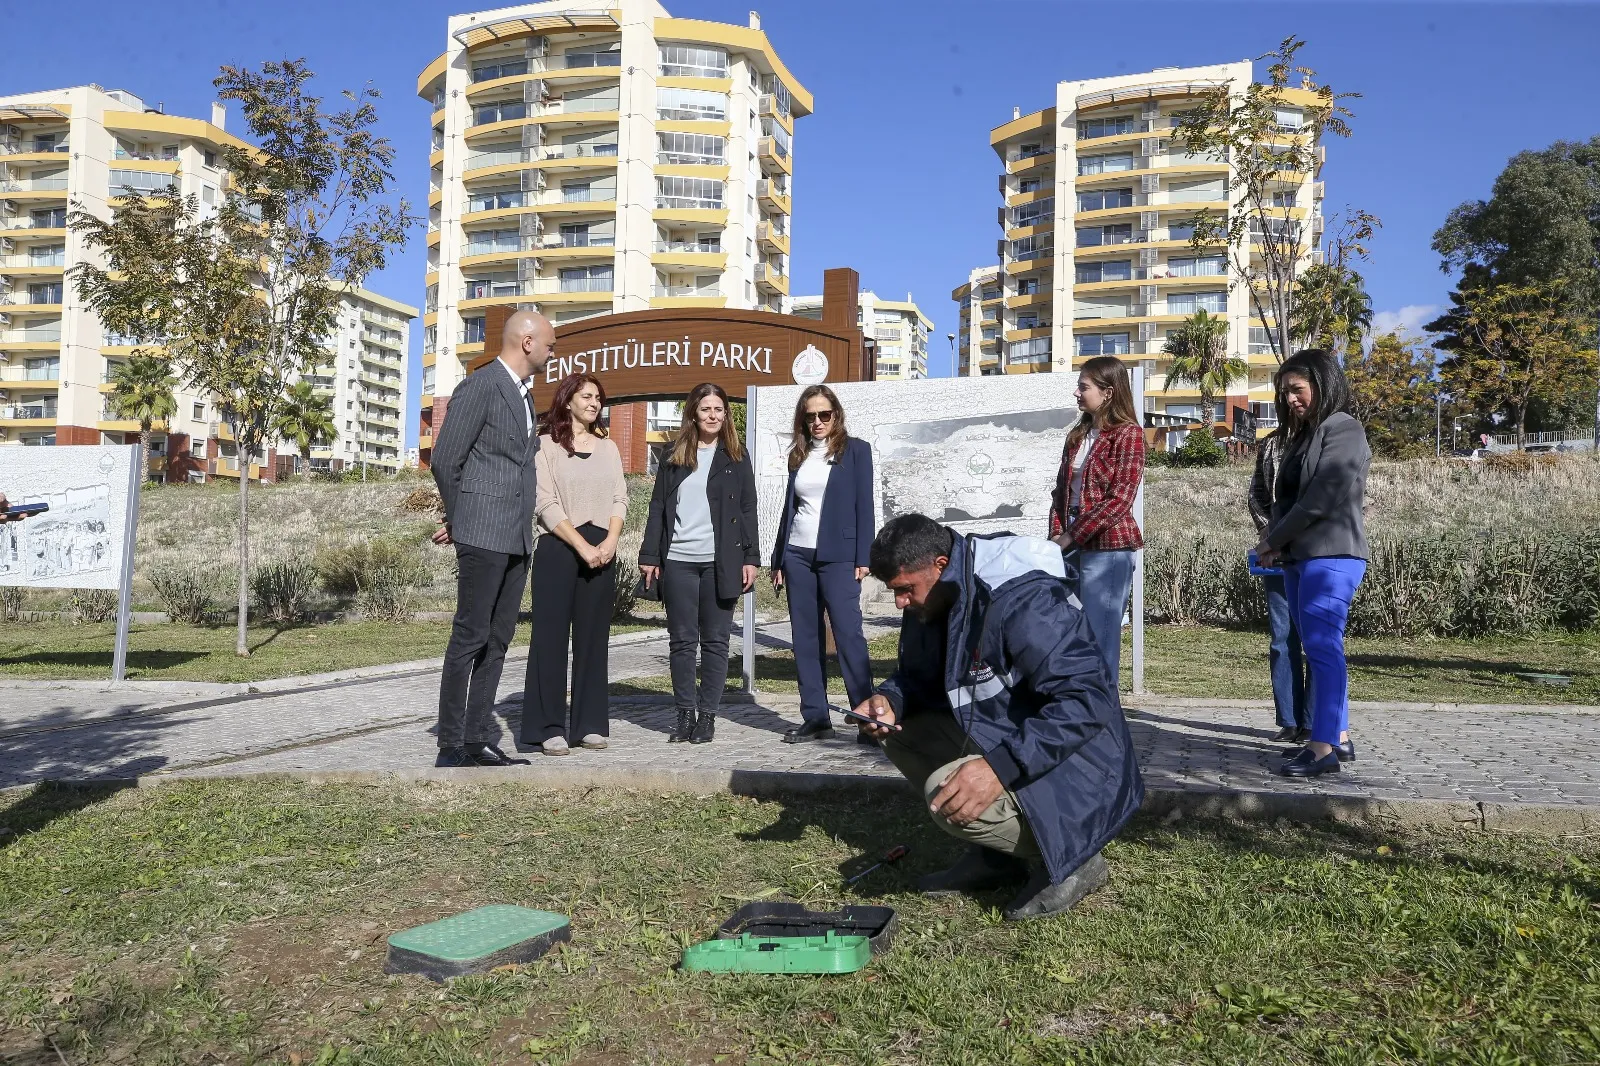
[741,387,758,693]
[1131,368,1147,696]
[111,444,143,685]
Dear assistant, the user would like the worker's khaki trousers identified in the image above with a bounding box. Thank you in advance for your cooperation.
[880,708,1039,859]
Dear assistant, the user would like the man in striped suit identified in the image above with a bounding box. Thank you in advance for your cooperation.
[430,310,555,767]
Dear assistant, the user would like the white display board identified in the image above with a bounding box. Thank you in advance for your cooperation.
[745,372,1147,694]
[0,445,144,682]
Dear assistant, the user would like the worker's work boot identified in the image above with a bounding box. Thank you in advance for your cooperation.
[1003,851,1109,921]
[915,845,1028,896]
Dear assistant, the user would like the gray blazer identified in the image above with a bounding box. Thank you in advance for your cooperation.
[431,362,537,555]
[1265,412,1371,562]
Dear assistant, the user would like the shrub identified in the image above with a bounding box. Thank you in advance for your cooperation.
[1144,449,1173,468]
[1170,430,1228,468]
[399,486,443,515]
[313,541,367,598]
[251,558,318,623]
[148,564,222,624]
[350,538,430,622]
[0,586,22,622]
[70,589,119,624]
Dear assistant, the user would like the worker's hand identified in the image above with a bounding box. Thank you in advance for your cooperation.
[930,759,1004,827]
[854,694,899,739]
[432,522,453,546]
[741,564,758,592]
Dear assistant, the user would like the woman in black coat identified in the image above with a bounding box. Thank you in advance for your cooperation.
[639,382,758,744]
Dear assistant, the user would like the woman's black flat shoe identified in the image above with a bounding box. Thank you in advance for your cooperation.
[1280,748,1341,778]
[1270,727,1299,742]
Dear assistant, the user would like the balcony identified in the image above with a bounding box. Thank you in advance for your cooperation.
[0,402,57,421]
[0,177,68,193]
[655,195,723,211]
[754,263,787,294]
[755,221,788,250]
[656,150,725,166]
[757,138,789,173]
[0,365,58,382]
[0,326,61,344]
[0,141,70,156]
[0,215,66,231]
[0,253,65,269]
[654,240,721,254]
[758,94,790,121]
[652,284,722,298]
[658,106,726,123]
[541,143,618,160]
[755,178,791,213]
[464,147,526,171]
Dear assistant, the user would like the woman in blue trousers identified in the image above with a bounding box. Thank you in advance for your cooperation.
[770,385,875,744]
[1254,349,1371,779]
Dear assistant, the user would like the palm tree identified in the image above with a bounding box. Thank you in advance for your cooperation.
[1291,262,1374,358]
[269,380,338,474]
[106,354,177,479]
[1161,309,1247,432]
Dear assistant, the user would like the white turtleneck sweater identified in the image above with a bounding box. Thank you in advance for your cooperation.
[788,438,833,550]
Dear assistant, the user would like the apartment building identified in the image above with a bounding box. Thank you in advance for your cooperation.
[792,290,931,380]
[418,0,811,462]
[296,290,418,477]
[990,63,1325,439]
[952,265,1001,377]
[0,85,420,482]
[0,84,242,476]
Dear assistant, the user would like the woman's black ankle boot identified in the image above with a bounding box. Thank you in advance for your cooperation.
[669,708,694,743]
[690,712,716,744]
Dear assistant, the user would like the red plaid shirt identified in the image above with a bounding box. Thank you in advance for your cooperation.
[1048,421,1146,550]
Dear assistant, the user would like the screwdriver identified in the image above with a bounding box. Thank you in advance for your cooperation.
[846,844,909,886]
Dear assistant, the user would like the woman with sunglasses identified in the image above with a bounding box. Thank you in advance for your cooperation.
[770,385,876,744]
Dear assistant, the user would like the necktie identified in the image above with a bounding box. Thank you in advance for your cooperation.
[524,390,537,437]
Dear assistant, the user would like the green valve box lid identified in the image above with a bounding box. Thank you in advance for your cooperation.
[681,931,872,974]
[385,905,570,982]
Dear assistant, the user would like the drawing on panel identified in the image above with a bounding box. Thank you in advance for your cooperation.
[0,484,114,584]
[873,408,1077,534]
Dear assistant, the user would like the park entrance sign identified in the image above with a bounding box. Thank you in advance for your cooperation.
[479,268,872,411]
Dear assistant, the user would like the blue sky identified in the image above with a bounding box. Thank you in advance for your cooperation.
[8,1,1597,446]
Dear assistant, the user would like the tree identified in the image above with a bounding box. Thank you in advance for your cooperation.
[269,380,338,466]
[71,59,413,657]
[1290,214,1377,358]
[1346,332,1436,457]
[1172,37,1378,362]
[1161,309,1246,433]
[1432,136,1600,316]
[1428,281,1596,447]
[106,353,178,474]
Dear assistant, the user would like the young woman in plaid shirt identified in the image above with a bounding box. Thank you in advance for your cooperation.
[1049,356,1147,686]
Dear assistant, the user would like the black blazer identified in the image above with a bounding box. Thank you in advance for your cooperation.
[770,436,875,569]
[639,443,759,601]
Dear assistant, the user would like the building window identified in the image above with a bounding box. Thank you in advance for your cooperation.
[1007,337,1051,363]
[1076,260,1132,284]
[192,402,205,420]
[1008,197,1053,228]
[558,265,614,293]
[1167,291,1227,315]
[657,132,725,165]
[1076,333,1130,356]
[203,149,217,168]
[461,317,486,344]
[191,438,206,459]
[1078,116,1136,139]
[471,58,529,82]
[655,176,724,211]
[1167,255,1226,277]
[1015,278,1040,296]
[1018,178,1042,194]
[657,87,727,122]
[1078,153,1134,176]
[1076,223,1133,247]
[1077,188,1133,212]
[468,188,524,212]
[659,45,728,78]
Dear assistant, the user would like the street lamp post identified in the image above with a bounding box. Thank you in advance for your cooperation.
[946,332,957,378]
[1435,391,1443,458]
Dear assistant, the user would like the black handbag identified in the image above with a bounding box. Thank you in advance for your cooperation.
[633,571,662,602]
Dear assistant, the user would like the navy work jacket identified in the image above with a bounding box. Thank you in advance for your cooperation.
[877,531,1144,884]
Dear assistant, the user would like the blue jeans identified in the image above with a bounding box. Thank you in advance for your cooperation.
[1262,574,1308,730]
[1071,549,1135,689]
[1284,557,1366,746]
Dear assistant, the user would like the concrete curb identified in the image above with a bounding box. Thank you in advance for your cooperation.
[1124,696,1600,716]
[21,767,1598,838]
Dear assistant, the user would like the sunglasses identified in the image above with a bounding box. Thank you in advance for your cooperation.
[804,410,835,424]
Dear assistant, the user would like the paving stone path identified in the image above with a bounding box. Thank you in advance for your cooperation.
[4,623,1600,817]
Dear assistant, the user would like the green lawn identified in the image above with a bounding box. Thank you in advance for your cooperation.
[0,619,659,684]
[1,780,1594,1064]
[617,627,1600,706]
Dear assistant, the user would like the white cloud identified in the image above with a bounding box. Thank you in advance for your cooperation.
[1370,304,1440,339]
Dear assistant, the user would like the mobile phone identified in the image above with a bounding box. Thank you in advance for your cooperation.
[831,703,900,731]
[3,502,48,519]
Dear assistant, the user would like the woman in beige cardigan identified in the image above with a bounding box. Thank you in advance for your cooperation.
[521,373,627,756]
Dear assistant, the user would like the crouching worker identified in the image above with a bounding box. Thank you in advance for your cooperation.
[855,513,1143,921]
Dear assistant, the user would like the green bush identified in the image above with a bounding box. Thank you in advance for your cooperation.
[148,564,223,624]
[1170,430,1228,468]
[345,538,430,622]
[1145,524,1600,639]
[70,589,119,624]
[251,558,318,623]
